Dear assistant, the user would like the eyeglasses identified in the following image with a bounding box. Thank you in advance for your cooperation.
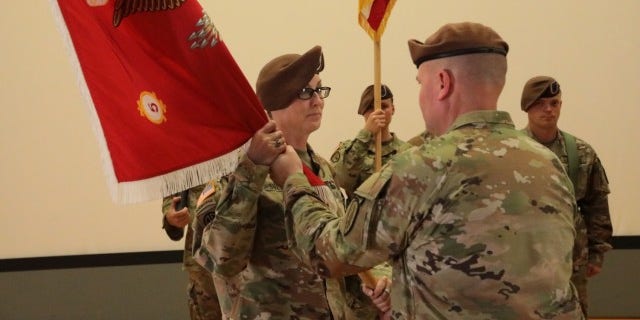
[298,86,331,100]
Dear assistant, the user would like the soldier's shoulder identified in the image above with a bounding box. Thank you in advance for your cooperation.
[563,131,599,160]
[330,140,354,162]
[574,136,597,154]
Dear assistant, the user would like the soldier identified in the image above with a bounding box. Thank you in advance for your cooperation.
[192,45,390,319]
[271,22,584,319]
[162,185,222,320]
[331,84,411,201]
[520,75,613,317]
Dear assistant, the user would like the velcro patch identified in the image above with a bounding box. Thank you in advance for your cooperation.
[196,181,216,208]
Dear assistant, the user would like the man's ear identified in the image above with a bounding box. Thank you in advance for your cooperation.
[437,69,453,100]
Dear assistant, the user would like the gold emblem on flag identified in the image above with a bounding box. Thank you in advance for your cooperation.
[137,91,167,124]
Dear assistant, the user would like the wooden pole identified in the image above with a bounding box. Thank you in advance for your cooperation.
[357,38,384,290]
[373,39,382,171]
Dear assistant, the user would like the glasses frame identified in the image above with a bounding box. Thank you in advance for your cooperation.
[298,86,331,100]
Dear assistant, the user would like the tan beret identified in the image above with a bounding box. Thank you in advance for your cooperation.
[408,22,508,68]
[521,76,561,111]
[255,45,324,111]
[358,84,393,115]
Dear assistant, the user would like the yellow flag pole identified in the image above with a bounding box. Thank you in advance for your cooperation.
[357,0,397,291]
[373,38,382,171]
[357,37,383,290]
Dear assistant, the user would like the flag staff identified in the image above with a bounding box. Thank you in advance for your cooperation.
[373,38,383,170]
[357,0,396,289]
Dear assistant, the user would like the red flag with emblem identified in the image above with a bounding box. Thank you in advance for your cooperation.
[358,0,397,41]
[50,0,268,204]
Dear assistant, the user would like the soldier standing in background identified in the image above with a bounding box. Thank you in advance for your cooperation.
[331,84,411,201]
[520,75,613,317]
[162,185,222,319]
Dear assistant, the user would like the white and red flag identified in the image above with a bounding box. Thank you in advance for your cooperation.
[51,0,268,204]
[358,0,397,41]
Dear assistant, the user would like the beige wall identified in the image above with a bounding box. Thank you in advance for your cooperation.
[1,0,638,259]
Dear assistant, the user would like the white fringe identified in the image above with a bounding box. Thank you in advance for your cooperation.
[115,141,249,204]
[49,0,247,204]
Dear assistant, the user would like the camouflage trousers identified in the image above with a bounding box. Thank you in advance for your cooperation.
[571,212,589,318]
[571,264,588,318]
[186,264,222,320]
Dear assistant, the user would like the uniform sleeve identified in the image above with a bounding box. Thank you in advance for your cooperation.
[191,184,219,272]
[201,155,268,278]
[579,156,613,267]
[330,129,374,199]
[283,163,410,278]
[161,195,184,241]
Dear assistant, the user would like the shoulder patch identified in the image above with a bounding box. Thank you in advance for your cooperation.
[341,169,392,247]
[330,141,349,163]
[196,181,216,208]
[331,149,341,163]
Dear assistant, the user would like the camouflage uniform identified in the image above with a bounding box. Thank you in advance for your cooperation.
[406,129,435,147]
[282,111,584,319]
[192,147,380,320]
[162,184,222,320]
[331,129,411,200]
[522,127,612,314]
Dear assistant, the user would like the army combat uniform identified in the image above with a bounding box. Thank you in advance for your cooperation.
[331,129,411,200]
[282,111,584,319]
[406,129,434,147]
[192,147,381,320]
[162,184,222,320]
[523,127,612,314]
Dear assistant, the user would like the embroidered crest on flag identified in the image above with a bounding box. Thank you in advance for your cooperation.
[137,91,167,124]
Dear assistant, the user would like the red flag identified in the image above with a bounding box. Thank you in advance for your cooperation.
[358,0,397,41]
[51,0,268,204]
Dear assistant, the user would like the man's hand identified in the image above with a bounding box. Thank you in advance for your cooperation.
[165,196,189,228]
[247,120,286,166]
[270,146,302,187]
[361,276,391,319]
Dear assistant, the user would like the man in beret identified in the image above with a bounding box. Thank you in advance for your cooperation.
[270,22,584,318]
[521,75,613,317]
[192,45,390,319]
[330,84,411,201]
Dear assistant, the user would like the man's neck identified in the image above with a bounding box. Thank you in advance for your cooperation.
[529,125,559,145]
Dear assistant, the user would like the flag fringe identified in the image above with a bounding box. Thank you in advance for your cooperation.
[50,0,248,204]
[115,141,249,204]
[49,0,121,201]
